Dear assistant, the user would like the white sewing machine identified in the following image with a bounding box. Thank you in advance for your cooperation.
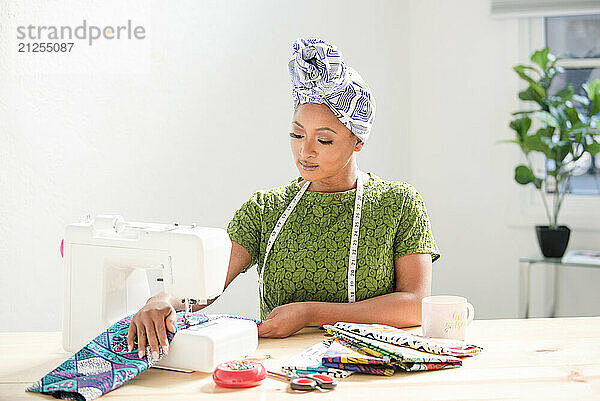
[62,214,258,372]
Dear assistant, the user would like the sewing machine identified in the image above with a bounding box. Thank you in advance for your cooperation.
[62,214,258,372]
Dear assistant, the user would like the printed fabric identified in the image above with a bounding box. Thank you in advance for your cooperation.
[27,313,259,401]
[322,339,396,376]
[281,339,354,379]
[324,324,464,372]
[288,37,376,143]
[332,322,482,357]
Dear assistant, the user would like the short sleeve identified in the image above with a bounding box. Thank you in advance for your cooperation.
[226,191,264,273]
[393,185,441,263]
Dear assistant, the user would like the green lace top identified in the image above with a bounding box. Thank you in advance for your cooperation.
[226,172,441,319]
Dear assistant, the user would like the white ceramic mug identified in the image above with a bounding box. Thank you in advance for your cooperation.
[422,295,475,340]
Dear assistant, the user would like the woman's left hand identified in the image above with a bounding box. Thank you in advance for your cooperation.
[257,302,312,338]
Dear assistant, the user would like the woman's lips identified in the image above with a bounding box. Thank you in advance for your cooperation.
[300,161,318,170]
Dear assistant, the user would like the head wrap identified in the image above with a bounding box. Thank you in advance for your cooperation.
[288,37,376,144]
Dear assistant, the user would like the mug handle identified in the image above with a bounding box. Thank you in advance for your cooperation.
[466,302,475,325]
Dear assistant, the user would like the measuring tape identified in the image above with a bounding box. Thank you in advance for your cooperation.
[259,171,366,316]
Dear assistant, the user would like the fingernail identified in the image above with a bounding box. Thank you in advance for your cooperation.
[138,350,144,358]
[128,345,132,352]
[162,345,169,354]
[152,351,159,360]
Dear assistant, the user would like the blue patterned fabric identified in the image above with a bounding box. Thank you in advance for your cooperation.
[288,37,376,143]
[27,313,260,401]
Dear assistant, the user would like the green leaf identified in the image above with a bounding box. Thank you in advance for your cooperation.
[273,268,285,282]
[514,165,536,186]
[554,85,574,101]
[583,79,600,116]
[314,268,327,282]
[513,66,546,98]
[364,277,378,292]
[533,128,555,158]
[294,248,307,262]
[509,116,531,143]
[548,84,573,107]
[564,106,581,125]
[374,226,389,239]
[557,142,572,162]
[568,121,589,135]
[314,247,327,261]
[511,110,536,116]
[282,279,295,294]
[304,258,317,272]
[586,139,600,156]
[531,48,553,71]
[524,130,549,154]
[283,259,295,270]
[292,269,306,282]
[518,87,543,104]
[536,111,559,127]
[303,279,316,293]
[514,64,541,75]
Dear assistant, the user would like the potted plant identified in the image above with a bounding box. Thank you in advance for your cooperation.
[499,47,600,258]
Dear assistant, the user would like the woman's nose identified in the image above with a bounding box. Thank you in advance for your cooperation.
[300,140,316,159]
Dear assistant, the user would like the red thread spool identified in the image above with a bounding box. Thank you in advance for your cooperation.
[212,360,266,388]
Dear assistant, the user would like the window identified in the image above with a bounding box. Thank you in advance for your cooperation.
[545,14,600,195]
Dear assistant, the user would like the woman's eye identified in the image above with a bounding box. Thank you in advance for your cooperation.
[289,132,332,145]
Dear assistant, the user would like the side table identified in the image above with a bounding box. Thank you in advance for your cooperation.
[519,256,600,318]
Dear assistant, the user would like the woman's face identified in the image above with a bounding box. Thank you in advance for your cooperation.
[290,103,363,182]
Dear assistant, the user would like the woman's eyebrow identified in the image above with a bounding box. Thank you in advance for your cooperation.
[292,121,337,134]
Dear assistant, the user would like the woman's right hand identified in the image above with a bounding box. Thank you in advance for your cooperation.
[125,241,251,359]
[127,292,178,359]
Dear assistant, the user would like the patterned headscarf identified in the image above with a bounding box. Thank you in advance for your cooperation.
[288,37,376,144]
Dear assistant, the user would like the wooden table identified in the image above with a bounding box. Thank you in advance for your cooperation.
[1,318,599,400]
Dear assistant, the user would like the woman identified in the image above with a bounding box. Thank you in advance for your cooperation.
[128,38,440,359]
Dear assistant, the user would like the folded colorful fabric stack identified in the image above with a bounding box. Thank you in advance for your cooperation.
[332,322,482,357]
[27,312,259,401]
[281,339,354,378]
[323,322,482,375]
[322,338,396,376]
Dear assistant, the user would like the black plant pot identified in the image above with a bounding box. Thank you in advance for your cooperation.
[535,225,571,258]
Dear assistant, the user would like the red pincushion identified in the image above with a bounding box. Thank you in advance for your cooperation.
[212,360,266,388]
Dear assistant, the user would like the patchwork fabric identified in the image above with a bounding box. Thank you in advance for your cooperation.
[27,312,259,401]
[288,37,376,143]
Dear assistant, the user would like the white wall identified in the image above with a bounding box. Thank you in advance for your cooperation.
[406,0,600,319]
[1,0,598,332]
[0,0,411,331]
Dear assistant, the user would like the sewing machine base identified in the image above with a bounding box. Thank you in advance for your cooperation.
[155,317,258,372]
